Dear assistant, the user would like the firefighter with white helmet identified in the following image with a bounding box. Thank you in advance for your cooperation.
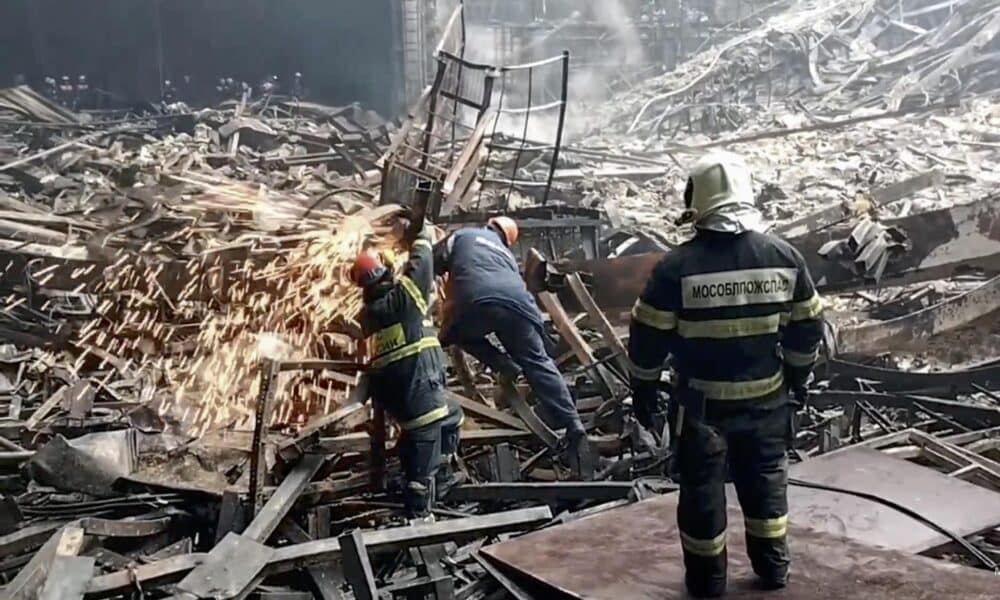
[629,152,824,596]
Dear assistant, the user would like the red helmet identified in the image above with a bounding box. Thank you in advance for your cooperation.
[488,216,519,247]
[349,251,386,288]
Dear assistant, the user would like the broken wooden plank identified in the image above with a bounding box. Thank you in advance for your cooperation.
[537,290,621,399]
[445,390,527,432]
[564,272,631,377]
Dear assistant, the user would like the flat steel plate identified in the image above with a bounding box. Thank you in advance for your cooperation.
[788,447,1000,552]
[482,492,999,600]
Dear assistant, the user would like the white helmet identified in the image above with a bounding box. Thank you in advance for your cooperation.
[677,151,762,233]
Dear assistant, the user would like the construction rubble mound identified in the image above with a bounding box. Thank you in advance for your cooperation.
[1,1,1000,599]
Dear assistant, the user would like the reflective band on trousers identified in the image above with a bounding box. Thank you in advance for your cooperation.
[745,515,788,539]
[678,314,782,339]
[370,337,440,369]
[400,405,449,431]
[680,530,727,557]
[632,299,677,331]
[629,359,663,382]
[400,276,429,315]
[689,370,784,401]
[783,346,819,367]
[790,292,824,321]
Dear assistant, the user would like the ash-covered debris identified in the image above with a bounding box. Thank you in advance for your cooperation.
[1,1,1000,599]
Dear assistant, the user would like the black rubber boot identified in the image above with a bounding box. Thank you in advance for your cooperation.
[404,479,433,521]
[755,571,789,591]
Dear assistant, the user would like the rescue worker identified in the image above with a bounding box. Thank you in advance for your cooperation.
[628,152,824,597]
[58,76,74,107]
[291,72,305,100]
[162,80,177,106]
[351,220,464,520]
[75,75,90,110]
[434,218,590,472]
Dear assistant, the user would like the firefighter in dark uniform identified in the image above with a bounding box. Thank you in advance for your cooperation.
[351,221,464,519]
[433,217,590,472]
[629,152,824,597]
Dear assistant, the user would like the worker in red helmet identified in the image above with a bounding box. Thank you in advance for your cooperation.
[351,220,463,520]
[434,217,592,477]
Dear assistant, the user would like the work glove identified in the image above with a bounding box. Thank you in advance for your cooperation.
[632,383,667,433]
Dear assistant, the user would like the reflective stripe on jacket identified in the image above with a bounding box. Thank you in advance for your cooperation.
[628,230,824,405]
[360,235,447,427]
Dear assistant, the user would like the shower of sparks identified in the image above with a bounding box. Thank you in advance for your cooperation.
[74,185,402,437]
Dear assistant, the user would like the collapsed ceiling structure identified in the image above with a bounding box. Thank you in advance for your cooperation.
[0,0,999,598]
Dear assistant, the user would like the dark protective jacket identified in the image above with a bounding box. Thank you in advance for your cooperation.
[434,227,544,336]
[359,233,448,430]
[628,230,824,409]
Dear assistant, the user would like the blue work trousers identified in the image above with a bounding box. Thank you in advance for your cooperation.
[441,302,584,434]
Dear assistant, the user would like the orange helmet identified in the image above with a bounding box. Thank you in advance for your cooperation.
[349,251,386,288]
[487,216,519,247]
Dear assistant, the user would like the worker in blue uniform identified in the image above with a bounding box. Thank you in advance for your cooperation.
[434,217,590,474]
[351,220,464,519]
[629,152,824,597]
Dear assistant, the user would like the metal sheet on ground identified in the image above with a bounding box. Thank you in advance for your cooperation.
[481,494,999,600]
[789,447,1000,552]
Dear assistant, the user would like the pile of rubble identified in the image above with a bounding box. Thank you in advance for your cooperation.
[0,1,999,599]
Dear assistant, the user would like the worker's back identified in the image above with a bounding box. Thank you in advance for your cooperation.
[438,228,542,328]
[631,229,823,404]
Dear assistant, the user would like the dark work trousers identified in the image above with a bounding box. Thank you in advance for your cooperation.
[677,402,791,597]
[440,303,584,434]
[398,398,464,517]
[398,422,441,518]
[438,396,464,461]
[437,397,464,491]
